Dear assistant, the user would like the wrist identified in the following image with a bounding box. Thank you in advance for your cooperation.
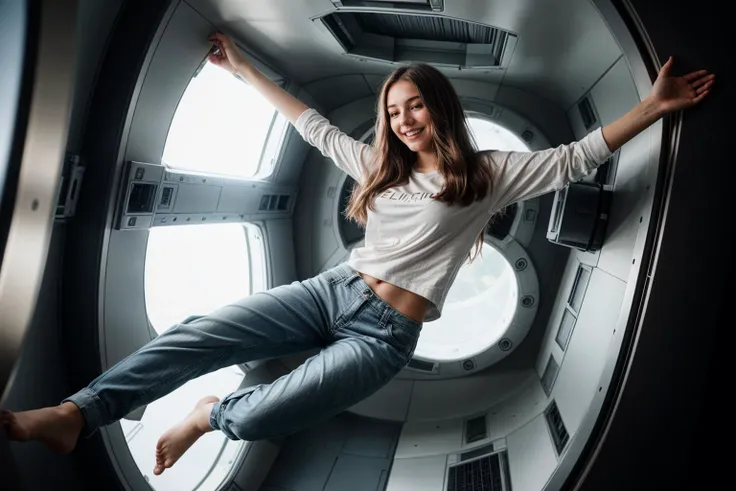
[233,60,254,77]
[641,96,668,120]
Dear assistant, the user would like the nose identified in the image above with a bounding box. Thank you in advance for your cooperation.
[399,111,414,129]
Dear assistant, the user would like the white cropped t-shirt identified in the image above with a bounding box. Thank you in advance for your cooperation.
[295,108,612,322]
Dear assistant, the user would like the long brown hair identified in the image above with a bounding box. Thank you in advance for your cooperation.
[345,63,494,261]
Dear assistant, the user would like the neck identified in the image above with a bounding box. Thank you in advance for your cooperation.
[414,150,437,173]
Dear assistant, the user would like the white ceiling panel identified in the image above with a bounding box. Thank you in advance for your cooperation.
[303,74,375,113]
[362,73,387,94]
[502,0,622,108]
[448,78,500,101]
[184,0,625,112]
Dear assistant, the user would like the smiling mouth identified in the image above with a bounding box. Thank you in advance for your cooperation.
[404,128,424,139]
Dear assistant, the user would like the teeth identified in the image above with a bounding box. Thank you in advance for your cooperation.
[406,129,422,137]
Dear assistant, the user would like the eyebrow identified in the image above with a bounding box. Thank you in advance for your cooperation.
[387,96,421,109]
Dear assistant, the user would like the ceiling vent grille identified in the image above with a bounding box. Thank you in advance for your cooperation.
[318,11,517,68]
[446,451,506,491]
[332,0,444,12]
[359,13,498,44]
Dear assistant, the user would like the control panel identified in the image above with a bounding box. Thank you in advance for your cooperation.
[116,160,298,230]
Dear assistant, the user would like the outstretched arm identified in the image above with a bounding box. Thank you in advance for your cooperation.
[601,56,715,151]
[208,32,308,124]
[485,57,715,211]
[208,32,373,182]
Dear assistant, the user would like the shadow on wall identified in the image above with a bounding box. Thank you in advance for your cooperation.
[2,226,82,489]
[0,437,24,490]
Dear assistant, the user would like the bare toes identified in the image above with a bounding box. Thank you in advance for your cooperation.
[154,450,166,474]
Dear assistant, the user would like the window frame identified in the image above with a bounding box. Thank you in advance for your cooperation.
[161,56,290,181]
[412,239,521,363]
[143,222,268,339]
[464,111,532,153]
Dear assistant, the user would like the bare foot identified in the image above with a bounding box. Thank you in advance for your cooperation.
[0,402,84,454]
[153,396,219,476]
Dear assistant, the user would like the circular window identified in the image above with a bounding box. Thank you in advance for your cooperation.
[414,242,519,362]
[466,116,530,152]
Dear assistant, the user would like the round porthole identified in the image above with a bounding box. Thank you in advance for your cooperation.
[395,236,539,380]
[414,242,519,362]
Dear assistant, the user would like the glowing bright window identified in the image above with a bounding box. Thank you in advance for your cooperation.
[412,116,529,362]
[162,61,287,178]
[118,367,246,491]
[144,223,252,332]
[416,243,519,362]
[124,222,266,490]
[466,116,530,152]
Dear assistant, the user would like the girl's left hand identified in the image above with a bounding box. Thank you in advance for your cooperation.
[650,56,715,115]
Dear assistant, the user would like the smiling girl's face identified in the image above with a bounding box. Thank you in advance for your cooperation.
[386,79,433,153]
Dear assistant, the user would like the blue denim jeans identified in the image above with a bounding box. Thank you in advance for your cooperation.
[63,263,422,441]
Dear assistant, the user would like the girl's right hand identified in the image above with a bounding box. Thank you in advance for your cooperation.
[207,32,248,74]
[206,31,309,125]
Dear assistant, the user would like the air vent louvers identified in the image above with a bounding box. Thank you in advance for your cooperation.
[447,452,504,491]
[545,400,569,455]
[319,11,516,68]
[332,0,444,13]
[259,194,291,211]
[358,13,496,44]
